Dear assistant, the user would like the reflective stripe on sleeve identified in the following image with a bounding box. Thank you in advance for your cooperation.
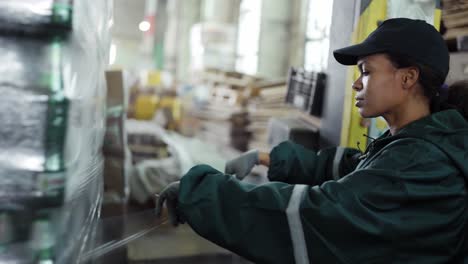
[286,184,310,264]
[332,147,345,180]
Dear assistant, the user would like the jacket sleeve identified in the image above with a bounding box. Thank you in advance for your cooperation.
[267,140,361,185]
[178,139,464,264]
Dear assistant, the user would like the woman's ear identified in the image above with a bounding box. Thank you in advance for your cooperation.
[402,66,420,89]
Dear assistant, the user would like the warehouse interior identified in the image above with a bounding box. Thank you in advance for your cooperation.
[1,0,468,263]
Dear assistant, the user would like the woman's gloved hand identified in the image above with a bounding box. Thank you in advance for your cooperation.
[224,149,260,180]
[155,181,185,226]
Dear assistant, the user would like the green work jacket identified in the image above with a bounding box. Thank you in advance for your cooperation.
[178,110,468,264]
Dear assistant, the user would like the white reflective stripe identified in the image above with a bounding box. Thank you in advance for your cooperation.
[332,147,345,180]
[286,184,310,264]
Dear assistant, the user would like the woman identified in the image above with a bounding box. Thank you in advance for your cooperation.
[156,18,468,263]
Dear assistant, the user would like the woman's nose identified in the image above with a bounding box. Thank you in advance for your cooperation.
[352,77,363,91]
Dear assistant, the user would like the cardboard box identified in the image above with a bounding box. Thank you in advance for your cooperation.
[447,52,468,84]
[103,110,126,157]
[103,154,131,199]
[105,70,128,108]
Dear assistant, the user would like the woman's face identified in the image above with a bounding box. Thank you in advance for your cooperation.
[353,54,408,118]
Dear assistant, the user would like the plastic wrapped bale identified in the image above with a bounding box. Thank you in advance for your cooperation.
[131,158,182,204]
[0,37,69,208]
[126,120,188,204]
[126,120,235,204]
[0,0,112,262]
[0,0,73,35]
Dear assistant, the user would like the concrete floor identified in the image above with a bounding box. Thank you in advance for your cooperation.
[94,202,252,264]
[94,157,267,264]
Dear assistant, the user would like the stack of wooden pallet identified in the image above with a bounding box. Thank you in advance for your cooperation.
[184,69,261,151]
[246,80,303,152]
[443,0,468,39]
[187,100,245,150]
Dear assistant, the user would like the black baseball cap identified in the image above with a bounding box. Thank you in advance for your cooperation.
[333,18,449,79]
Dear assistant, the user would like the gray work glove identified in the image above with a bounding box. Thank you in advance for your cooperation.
[155,181,185,227]
[225,149,259,180]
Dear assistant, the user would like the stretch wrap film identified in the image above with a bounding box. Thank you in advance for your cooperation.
[0,0,73,35]
[0,0,112,263]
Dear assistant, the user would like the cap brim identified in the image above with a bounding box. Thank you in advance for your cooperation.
[333,42,385,65]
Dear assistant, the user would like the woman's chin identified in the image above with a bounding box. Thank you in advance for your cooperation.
[358,107,367,117]
[358,108,373,118]
[359,109,380,119]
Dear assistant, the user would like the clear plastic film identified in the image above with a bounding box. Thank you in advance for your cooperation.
[0,0,73,36]
[0,0,112,262]
[82,210,168,262]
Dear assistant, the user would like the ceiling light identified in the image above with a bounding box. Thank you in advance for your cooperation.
[139,21,151,32]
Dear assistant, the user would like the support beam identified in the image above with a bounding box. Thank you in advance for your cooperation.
[320,0,357,146]
[257,0,294,78]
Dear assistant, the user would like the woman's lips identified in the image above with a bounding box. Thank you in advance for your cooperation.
[355,98,364,107]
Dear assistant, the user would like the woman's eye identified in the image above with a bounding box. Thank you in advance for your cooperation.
[362,71,370,76]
